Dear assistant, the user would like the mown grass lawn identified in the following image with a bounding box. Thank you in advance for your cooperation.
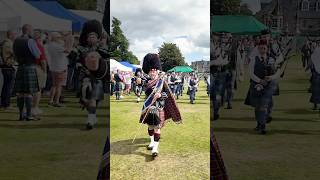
[110,81,210,180]
[213,56,320,180]
[0,93,107,180]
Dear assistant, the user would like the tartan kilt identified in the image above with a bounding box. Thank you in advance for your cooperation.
[310,71,320,104]
[140,109,165,129]
[211,135,228,180]
[248,82,274,108]
[14,65,39,94]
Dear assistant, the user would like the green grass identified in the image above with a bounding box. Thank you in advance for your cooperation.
[0,93,107,180]
[213,55,320,180]
[110,82,210,179]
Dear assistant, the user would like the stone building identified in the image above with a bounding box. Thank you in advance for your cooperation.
[191,60,210,74]
[256,0,320,36]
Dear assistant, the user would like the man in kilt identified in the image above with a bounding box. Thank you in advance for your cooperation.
[68,20,109,96]
[211,32,229,120]
[246,39,281,134]
[13,24,40,121]
[76,20,108,130]
[133,68,145,103]
[139,53,182,157]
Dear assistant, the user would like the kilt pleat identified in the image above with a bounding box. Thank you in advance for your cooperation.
[14,65,39,94]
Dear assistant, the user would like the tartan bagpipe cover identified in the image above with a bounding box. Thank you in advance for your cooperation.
[211,134,228,180]
[97,136,110,180]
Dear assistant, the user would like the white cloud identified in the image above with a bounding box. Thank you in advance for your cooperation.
[111,0,210,63]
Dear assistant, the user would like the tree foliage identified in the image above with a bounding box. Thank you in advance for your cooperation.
[58,0,96,10]
[109,17,139,64]
[158,43,186,72]
[211,0,252,15]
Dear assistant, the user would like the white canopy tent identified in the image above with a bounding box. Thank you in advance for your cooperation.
[110,59,132,72]
[0,0,72,33]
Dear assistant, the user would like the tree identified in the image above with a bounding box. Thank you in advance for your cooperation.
[211,0,242,15]
[109,17,139,64]
[158,43,186,72]
[58,0,96,10]
[240,3,253,15]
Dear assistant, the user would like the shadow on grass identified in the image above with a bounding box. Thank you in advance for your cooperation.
[274,108,319,115]
[178,101,209,105]
[213,127,320,135]
[111,138,155,162]
[280,89,309,94]
[0,123,107,130]
[217,116,319,123]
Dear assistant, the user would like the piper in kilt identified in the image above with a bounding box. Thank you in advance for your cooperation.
[79,51,107,130]
[13,24,40,121]
[310,43,320,108]
[133,68,145,103]
[74,20,108,130]
[211,32,229,120]
[246,40,281,134]
[139,53,182,157]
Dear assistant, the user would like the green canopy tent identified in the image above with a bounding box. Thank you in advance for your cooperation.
[168,66,194,73]
[211,15,269,35]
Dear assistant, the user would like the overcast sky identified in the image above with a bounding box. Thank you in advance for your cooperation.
[110,0,210,65]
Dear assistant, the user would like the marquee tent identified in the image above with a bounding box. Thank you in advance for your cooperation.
[119,61,137,72]
[168,66,194,73]
[211,15,268,35]
[26,0,87,32]
[110,59,132,72]
[0,0,71,32]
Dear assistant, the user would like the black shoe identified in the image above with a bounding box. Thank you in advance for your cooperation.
[213,114,220,120]
[226,105,232,109]
[152,152,158,157]
[260,130,267,135]
[147,146,153,150]
[266,116,272,123]
[86,123,93,130]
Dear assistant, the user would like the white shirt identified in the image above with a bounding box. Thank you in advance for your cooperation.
[46,42,68,72]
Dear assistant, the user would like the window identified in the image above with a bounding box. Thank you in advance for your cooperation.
[301,0,310,11]
[303,20,307,28]
[272,18,278,28]
[310,2,316,11]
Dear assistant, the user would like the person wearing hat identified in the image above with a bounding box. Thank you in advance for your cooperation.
[79,51,107,130]
[140,53,182,157]
[68,20,109,95]
[247,40,281,134]
[188,73,199,104]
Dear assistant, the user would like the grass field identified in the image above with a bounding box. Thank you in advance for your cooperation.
[110,81,210,179]
[0,92,107,180]
[213,55,320,180]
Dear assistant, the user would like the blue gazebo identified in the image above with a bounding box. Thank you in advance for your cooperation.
[26,0,87,32]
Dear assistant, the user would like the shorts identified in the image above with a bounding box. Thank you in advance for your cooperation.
[51,70,67,87]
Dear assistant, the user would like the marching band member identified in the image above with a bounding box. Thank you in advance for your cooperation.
[139,53,181,157]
